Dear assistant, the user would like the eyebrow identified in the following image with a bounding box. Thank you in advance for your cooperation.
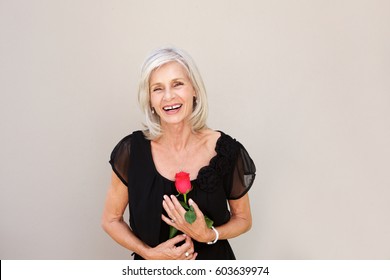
[150,78,185,87]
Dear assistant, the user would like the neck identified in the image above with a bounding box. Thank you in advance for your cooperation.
[158,123,195,152]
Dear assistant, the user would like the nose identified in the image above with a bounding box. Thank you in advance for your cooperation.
[162,87,174,101]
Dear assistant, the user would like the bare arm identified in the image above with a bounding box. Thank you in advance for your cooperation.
[216,194,252,240]
[162,193,252,243]
[102,171,197,259]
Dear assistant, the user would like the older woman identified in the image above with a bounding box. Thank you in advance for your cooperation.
[102,47,256,260]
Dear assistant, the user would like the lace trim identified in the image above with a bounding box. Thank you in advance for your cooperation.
[197,133,238,192]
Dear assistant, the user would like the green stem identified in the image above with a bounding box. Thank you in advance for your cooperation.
[184,193,187,205]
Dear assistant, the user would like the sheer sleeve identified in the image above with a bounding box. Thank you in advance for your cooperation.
[109,134,132,186]
[228,143,256,199]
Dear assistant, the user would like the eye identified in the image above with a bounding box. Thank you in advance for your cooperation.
[152,87,162,92]
[173,81,184,87]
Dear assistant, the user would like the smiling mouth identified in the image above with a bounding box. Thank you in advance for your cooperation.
[163,104,182,112]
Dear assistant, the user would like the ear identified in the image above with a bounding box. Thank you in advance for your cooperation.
[192,96,197,110]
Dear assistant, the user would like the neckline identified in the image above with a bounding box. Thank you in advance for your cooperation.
[148,131,224,183]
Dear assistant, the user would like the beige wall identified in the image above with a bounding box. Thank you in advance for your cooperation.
[1,0,389,259]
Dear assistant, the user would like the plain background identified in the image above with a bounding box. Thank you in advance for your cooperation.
[1,0,389,259]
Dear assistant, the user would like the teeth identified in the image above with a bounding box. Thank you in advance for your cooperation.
[163,104,182,111]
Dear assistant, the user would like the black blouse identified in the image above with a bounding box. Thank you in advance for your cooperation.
[109,130,256,259]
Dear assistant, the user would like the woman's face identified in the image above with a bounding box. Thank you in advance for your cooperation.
[149,61,196,127]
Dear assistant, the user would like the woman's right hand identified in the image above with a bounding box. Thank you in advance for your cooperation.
[144,234,197,260]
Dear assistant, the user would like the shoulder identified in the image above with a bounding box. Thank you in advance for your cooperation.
[198,129,241,145]
[201,128,221,142]
[196,129,221,153]
[213,131,256,164]
[216,130,240,148]
[111,130,147,154]
[216,131,241,157]
[114,130,145,144]
[218,131,256,174]
[198,129,243,158]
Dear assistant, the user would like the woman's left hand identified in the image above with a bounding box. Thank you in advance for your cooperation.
[162,195,215,243]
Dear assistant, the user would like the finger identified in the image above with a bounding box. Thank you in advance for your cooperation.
[162,199,174,218]
[188,199,204,218]
[161,214,177,227]
[181,241,195,260]
[173,235,192,253]
[189,252,198,260]
[183,251,191,259]
[171,235,192,259]
[170,195,187,215]
[182,235,195,251]
[162,199,181,224]
[163,195,181,219]
[166,234,186,246]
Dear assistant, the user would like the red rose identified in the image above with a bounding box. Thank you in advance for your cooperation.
[175,171,192,195]
[168,171,214,239]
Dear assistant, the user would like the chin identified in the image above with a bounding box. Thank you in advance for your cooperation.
[161,116,190,126]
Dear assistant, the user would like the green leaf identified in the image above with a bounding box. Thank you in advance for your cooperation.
[184,206,196,224]
[204,215,214,228]
[169,226,178,239]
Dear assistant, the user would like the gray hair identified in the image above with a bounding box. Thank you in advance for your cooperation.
[138,47,208,140]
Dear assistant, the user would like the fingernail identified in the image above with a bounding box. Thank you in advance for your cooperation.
[189,199,193,205]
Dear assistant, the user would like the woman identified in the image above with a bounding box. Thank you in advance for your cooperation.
[102,47,256,260]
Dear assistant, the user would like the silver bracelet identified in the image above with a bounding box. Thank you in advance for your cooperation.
[207,226,219,245]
